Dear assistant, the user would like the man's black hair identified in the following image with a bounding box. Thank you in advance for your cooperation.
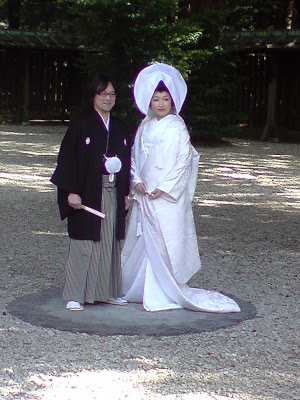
[85,74,117,109]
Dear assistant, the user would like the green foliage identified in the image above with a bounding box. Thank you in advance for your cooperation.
[224,0,291,30]
[0,0,81,30]
[62,1,239,135]
[0,0,294,139]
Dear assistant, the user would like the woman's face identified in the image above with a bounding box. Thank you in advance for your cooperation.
[150,91,172,120]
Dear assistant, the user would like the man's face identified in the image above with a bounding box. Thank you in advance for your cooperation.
[93,82,116,115]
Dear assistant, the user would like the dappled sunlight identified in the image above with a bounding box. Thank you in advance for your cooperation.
[0,169,55,192]
[0,128,61,192]
[1,128,299,205]
[196,141,300,212]
[27,370,143,400]
[32,231,67,237]
[198,199,253,206]
[195,198,300,211]
[220,166,255,180]
[1,370,139,400]
[229,140,252,147]
[1,132,299,400]
[0,130,28,136]
[221,172,255,180]
[0,367,276,400]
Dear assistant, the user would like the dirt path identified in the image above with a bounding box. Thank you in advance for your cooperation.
[0,124,299,400]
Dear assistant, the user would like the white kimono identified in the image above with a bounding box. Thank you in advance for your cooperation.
[121,114,240,313]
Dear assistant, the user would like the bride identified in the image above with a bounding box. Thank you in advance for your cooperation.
[121,63,240,313]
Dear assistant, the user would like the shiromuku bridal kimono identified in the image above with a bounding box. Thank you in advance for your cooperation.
[121,113,241,313]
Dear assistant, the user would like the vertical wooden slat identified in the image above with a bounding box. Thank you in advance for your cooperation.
[261,54,279,141]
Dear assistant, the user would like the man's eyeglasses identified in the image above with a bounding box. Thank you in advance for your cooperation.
[98,91,116,98]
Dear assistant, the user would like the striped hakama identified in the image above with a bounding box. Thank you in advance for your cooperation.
[63,176,122,303]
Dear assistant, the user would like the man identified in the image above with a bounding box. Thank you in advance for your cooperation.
[51,75,131,310]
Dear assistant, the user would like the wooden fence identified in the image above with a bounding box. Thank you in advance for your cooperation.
[0,48,84,122]
[1,46,299,139]
[231,52,300,137]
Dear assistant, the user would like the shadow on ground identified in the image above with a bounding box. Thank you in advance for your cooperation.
[7,288,256,336]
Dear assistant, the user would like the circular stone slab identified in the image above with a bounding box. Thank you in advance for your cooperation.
[7,288,256,336]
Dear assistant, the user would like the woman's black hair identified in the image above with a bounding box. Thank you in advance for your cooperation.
[85,74,117,110]
[154,81,170,93]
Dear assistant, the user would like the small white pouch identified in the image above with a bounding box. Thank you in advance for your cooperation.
[104,156,122,182]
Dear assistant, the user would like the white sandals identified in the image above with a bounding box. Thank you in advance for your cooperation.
[66,300,84,311]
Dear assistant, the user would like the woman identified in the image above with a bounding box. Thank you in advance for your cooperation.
[121,63,240,313]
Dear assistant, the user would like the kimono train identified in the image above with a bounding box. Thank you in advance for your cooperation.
[121,113,241,313]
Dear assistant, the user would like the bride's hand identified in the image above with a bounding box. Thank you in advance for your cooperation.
[125,196,131,210]
[134,182,147,195]
[149,188,163,199]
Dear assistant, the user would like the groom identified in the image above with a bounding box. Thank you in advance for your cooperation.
[51,74,131,310]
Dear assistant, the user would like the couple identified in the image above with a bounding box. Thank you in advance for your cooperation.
[51,63,240,314]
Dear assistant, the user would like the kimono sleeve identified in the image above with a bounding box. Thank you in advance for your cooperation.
[50,122,81,194]
[50,122,81,220]
[122,124,132,196]
[130,124,143,190]
[157,121,199,202]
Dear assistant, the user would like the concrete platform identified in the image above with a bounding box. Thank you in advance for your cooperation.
[7,288,256,336]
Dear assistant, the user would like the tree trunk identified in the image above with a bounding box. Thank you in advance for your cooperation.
[8,0,21,29]
[261,55,279,141]
[286,0,300,29]
[179,0,223,13]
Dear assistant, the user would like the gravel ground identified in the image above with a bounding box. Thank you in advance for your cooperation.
[0,124,299,400]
